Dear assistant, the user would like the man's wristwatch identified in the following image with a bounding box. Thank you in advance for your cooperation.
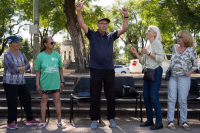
[61,82,65,84]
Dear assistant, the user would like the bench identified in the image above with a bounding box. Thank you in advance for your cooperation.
[70,76,143,123]
[19,77,50,122]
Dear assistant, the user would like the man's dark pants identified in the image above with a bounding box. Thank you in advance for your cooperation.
[3,83,33,124]
[90,68,115,120]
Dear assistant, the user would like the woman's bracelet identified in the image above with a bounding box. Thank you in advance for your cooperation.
[35,84,39,87]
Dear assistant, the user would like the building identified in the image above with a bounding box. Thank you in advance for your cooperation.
[60,40,75,62]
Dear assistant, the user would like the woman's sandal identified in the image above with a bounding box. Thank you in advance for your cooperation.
[36,123,47,129]
[168,121,176,130]
[57,122,66,129]
[182,122,190,131]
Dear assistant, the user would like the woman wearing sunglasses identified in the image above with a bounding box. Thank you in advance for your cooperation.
[35,36,66,129]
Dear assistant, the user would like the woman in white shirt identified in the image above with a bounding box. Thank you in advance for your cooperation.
[131,25,164,130]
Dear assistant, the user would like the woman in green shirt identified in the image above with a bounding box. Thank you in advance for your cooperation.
[35,37,66,129]
[131,25,164,130]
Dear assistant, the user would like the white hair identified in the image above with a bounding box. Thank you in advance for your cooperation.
[149,25,162,42]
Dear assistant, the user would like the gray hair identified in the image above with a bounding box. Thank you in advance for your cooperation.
[149,25,162,42]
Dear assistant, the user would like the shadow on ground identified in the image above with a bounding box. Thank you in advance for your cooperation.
[0,116,200,133]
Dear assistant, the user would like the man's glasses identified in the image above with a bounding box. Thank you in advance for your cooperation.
[177,36,183,39]
[98,23,109,26]
[50,42,56,45]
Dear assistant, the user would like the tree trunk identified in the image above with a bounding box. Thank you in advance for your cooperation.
[63,0,87,73]
[0,39,7,56]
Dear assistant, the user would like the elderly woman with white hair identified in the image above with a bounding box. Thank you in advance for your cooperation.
[131,25,164,130]
[167,30,197,131]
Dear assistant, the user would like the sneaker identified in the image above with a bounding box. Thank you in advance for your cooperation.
[7,121,18,130]
[109,120,116,128]
[25,118,40,125]
[91,121,97,129]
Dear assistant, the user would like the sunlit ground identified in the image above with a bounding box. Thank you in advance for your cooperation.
[0,116,200,133]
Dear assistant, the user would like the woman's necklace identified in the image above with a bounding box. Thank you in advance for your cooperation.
[179,47,186,55]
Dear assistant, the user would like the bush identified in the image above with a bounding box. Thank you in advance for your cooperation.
[0,61,3,68]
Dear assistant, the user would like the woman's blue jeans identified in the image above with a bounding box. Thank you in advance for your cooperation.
[143,66,163,124]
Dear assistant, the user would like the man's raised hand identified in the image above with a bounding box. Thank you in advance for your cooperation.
[119,8,128,17]
[76,1,84,11]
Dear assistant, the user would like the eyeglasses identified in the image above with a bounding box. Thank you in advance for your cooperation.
[98,23,109,26]
[50,42,56,45]
[177,36,183,39]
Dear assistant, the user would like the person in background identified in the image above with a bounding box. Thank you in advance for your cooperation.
[167,30,197,131]
[3,35,40,130]
[131,25,164,130]
[35,36,66,129]
[76,1,128,129]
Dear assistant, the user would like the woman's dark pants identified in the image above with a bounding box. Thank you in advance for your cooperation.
[3,83,33,124]
[143,66,163,124]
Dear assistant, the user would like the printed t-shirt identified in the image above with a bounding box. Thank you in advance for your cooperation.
[35,51,62,90]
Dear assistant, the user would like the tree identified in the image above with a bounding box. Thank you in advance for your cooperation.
[105,0,149,63]
[16,0,67,47]
[16,0,103,73]
[0,0,30,56]
[54,42,61,54]
[140,0,200,54]
[160,0,200,31]
[63,0,104,73]
[19,39,33,61]
[0,0,16,55]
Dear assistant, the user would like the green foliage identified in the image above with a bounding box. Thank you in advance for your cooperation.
[121,43,141,62]
[82,5,104,31]
[140,0,200,55]
[19,39,33,61]
[54,42,61,54]
[113,41,120,61]
[159,0,200,31]
[0,61,3,68]
[0,0,17,55]
[16,0,67,37]
[104,0,149,63]
[0,0,15,34]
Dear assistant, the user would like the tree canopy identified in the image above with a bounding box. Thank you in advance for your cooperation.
[1,0,200,69]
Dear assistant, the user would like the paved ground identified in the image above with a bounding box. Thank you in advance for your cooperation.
[0,117,200,133]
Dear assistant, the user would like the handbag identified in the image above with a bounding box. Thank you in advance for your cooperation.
[142,55,156,81]
[165,69,171,81]
[143,68,156,81]
[115,85,140,98]
[165,47,187,81]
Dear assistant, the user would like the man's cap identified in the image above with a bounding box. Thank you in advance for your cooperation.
[98,18,110,23]
[7,35,21,43]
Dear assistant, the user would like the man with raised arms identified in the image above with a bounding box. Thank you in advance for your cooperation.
[75,1,128,129]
